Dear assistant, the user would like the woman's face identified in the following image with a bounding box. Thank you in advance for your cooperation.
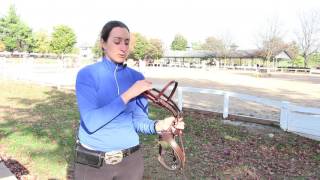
[102,27,130,63]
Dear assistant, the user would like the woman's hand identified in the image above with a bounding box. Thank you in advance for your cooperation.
[121,80,152,104]
[155,116,184,133]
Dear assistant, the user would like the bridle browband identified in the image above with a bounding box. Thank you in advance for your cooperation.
[143,80,185,171]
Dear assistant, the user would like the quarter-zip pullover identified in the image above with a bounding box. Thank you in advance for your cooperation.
[76,57,156,152]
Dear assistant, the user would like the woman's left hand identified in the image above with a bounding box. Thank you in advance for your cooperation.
[155,117,184,133]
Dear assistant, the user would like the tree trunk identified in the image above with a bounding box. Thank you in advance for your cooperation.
[304,54,308,68]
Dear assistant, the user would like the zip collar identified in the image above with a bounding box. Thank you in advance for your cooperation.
[102,56,127,72]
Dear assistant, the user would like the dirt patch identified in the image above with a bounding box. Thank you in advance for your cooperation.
[222,119,282,135]
[146,69,320,106]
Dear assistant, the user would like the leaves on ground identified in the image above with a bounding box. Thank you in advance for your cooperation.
[142,108,320,179]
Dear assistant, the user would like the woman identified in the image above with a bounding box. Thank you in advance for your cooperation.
[74,20,184,179]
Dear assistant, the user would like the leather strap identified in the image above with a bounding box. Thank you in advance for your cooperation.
[143,80,185,171]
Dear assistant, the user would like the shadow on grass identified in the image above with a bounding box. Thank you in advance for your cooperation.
[0,88,79,179]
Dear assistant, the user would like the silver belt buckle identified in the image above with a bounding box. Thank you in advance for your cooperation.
[104,151,123,165]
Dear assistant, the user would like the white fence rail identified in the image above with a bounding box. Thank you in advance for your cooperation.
[280,102,320,141]
[168,86,320,141]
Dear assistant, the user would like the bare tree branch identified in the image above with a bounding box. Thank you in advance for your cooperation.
[256,17,286,63]
[296,10,320,67]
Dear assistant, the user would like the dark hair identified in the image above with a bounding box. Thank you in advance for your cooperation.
[100,20,130,42]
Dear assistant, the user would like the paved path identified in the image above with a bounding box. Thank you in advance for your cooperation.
[0,162,16,180]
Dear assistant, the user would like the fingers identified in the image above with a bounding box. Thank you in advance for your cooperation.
[156,116,185,133]
[144,79,152,84]
[121,80,153,104]
[156,117,174,132]
[132,80,153,95]
[138,80,152,91]
[165,116,184,130]
[175,121,184,130]
[164,116,175,123]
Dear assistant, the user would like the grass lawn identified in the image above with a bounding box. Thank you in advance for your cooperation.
[0,79,319,179]
[0,79,78,179]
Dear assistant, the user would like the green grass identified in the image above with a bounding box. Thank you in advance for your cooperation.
[0,79,78,179]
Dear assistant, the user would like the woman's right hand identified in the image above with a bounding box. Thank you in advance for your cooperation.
[121,80,152,104]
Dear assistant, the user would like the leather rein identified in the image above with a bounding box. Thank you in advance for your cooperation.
[143,80,186,171]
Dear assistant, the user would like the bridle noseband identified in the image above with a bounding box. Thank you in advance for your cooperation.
[143,80,185,171]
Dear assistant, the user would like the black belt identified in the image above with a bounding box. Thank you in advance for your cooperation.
[80,143,140,158]
[78,141,140,155]
[75,143,140,168]
[119,145,140,157]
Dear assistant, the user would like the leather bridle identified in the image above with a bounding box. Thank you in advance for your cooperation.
[143,80,186,171]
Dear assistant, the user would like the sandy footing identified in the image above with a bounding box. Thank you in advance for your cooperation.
[140,67,320,121]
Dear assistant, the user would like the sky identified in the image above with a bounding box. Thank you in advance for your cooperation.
[1,0,320,50]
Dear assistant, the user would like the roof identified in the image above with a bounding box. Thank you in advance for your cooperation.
[163,49,261,59]
[163,49,292,60]
[274,50,292,60]
[224,49,261,59]
[164,50,216,58]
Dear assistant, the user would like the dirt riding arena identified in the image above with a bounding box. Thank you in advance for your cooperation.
[2,62,320,121]
[142,67,320,121]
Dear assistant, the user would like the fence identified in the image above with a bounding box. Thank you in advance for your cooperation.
[154,85,320,141]
[147,63,320,75]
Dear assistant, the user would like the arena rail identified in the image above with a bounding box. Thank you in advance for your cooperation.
[153,85,320,141]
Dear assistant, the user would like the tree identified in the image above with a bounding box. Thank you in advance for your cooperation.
[260,37,286,60]
[284,41,300,60]
[33,30,50,53]
[201,36,225,52]
[0,41,5,51]
[296,11,320,67]
[257,18,286,62]
[145,38,163,60]
[171,34,187,50]
[0,5,34,52]
[309,53,320,67]
[50,25,77,55]
[129,33,148,60]
[191,41,203,50]
[129,33,136,53]
[92,38,102,58]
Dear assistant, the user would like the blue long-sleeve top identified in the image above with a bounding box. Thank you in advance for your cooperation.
[76,57,156,152]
